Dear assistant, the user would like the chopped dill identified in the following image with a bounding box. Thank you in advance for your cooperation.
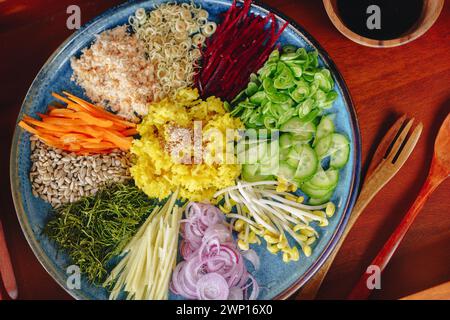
[44,183,156,284]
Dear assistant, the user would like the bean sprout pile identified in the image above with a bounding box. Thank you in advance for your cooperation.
[129,3,217,101]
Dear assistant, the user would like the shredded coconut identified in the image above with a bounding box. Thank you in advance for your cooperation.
[71,25,155,122]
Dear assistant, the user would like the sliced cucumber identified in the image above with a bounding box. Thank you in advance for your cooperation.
[277,162,296,181]
[314,134,332,158]
[329,133,350,169]
[316,115,335,142]
[314,133,350,168]
[242,163,259,177]
[280,117,316,141]
[237,140,268,164]
[242,171,274,183]
[279,133,293,149]
[308,169,339,190]
[308,190,334,205]
[300,182,334,198]
[280,147,290,161]
[259,142,279,175]
[242,164,274,182]
[286,148,299,168]
[292,145,318,182]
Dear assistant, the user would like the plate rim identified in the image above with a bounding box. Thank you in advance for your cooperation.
[10,0,361,300]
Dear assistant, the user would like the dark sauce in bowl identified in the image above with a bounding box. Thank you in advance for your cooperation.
[337,0,424,40]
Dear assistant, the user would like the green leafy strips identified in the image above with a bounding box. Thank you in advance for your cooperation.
[231,46,337,130]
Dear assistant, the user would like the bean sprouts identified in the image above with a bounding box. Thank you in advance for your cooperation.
[215,180,337,262]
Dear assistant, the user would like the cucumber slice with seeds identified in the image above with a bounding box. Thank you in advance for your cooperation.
[308,190,334,205]
[308,169,339,190]
[279,133,293,149]
[242,163,259,177]
[242,164,274,182]
[300,182,334,198]
[280,117,316,141]
[277,162,297,182]
[285,145,318,182]
[315,115,335,143]
[280,147,290,161]
[314,134,332,158]
[329,134,350,169]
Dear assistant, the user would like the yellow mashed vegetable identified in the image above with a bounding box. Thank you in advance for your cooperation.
[131,88,243,201]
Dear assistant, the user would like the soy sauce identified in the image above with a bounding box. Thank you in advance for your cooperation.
[337,0,423,40]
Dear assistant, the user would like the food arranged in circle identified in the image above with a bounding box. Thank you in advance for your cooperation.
[16,0,353,300]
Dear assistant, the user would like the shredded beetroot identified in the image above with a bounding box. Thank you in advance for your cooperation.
[195,0,288,102]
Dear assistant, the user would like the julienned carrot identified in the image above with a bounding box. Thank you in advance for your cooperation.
[50,109,114,128]
[99,129,132,150]
[19,91,137,154]
[48,108,76,117]
[81,141,116,149]
[23,117,71,132]
[54,91,134,128]
[121,128,139,136]
[42,117,88,127]
[51,92,72,105]
[64,100,130,130]
[42,116,114,129]
[62,91,136,128]
[60,133,102,145]
[37,134,65,150]
[18,121,40,135]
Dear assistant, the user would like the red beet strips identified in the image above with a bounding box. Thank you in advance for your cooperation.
[195,0,288,102]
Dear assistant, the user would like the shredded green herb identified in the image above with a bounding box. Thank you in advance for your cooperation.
[45,183,156,284]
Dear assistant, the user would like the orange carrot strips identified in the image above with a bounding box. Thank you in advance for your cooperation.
[121,128,139,136]
[81,141,115,149]
[99,129,132,150]
[18,121,40,135]
[51,92,73,105]
[22,117,71,132]
[19,91,138,154]
[63,91,136,128]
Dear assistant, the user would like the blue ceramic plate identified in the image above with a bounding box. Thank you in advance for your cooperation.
[10,0,361,300]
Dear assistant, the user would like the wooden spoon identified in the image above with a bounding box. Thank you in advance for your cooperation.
[348,113,450,299]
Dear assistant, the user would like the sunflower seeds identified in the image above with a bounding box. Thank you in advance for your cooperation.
[30,139,131,207]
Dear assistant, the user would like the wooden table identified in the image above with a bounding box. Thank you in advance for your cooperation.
[0,0,449,300]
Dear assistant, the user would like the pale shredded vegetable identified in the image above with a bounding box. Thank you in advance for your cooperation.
[105,191,182,300]
[129,2,216,101]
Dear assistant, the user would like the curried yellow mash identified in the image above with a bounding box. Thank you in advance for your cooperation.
[131,88,243,201]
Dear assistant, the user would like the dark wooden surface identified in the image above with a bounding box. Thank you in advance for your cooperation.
[0,0,449,300]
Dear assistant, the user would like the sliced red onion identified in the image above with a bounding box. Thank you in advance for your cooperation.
[170,202,259,300]
[248,275,260,300]
[197,273,229,300]
[228,287,244,300]
[203,224,232,243]
[242,249,260,271]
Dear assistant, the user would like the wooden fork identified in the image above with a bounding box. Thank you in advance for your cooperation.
[297,115,423,300]
[349,113,450,299]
